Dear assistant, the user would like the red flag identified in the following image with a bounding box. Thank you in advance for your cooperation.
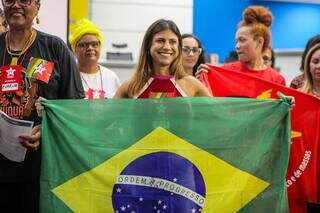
[201,65,320,213]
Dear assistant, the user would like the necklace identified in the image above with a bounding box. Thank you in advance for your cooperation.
[80,66,106,99]
[5,29,36,56]
[4,29,36,65]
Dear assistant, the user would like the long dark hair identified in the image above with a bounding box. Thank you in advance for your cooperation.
[127,19,186,97]
[181,33,206,76]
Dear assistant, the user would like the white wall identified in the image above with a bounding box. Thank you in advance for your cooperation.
[35,0,68,42]
[274,50,303,86]
[91,0,193,82]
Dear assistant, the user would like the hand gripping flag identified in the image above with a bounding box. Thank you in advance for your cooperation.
[40,98,291,213]
[200,65,320,213]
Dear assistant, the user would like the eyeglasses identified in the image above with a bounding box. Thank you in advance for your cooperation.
[2,0,33,7]
[263,56,272,63]
[182,46,202,55]
[77,41,100,49]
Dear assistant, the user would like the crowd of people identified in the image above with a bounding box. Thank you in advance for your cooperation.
[0,1,319,212]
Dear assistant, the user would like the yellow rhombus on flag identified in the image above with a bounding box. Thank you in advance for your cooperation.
[52,127,269,213]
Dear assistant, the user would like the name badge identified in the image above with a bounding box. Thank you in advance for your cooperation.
[0,65,22,93]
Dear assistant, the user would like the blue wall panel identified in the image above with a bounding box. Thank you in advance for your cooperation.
[194,0,320,62]
[193,0,249,62]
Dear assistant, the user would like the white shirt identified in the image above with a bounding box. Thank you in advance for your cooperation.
[80,65,121,99]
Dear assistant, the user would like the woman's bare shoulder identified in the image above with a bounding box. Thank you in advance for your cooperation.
[178,75,212,97]
[113,79,132,99]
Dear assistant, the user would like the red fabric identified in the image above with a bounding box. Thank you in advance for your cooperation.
[222,61,286,86]
[137,75,183,99]
[200,65,320,213]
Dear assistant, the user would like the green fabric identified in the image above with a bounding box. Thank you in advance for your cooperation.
[40,97,290,213]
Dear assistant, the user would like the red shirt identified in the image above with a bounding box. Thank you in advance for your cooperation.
[136,75,187,99]
[222,61,286,86]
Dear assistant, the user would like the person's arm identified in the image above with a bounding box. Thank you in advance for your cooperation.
[113,80,131,99]
[194,78,212,97]
[182,76,212,97]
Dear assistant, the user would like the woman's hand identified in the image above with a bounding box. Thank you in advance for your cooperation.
[195,64,210,78]
[35,97,46,117]
[19,125,41,151]
[286,95,295,107]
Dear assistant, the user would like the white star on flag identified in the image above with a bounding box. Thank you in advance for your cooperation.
[116,188,122,193]
[93,90,100,99]
[35,65,46,75]
[6,67,15,78]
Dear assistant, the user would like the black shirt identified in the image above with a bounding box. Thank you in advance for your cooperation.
[0,30,84,181]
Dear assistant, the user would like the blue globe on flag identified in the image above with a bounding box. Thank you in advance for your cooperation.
[112,152,206,213]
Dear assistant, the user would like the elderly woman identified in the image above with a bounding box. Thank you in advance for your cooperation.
[0,0,84,212]
[69,19,120,99]
[114,19,211,98]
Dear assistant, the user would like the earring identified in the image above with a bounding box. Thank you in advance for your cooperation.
[36,16,40,24]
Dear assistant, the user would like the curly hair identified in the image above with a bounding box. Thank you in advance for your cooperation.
[238,6,273,52]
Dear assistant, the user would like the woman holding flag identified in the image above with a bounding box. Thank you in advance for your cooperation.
[114,19,211,98]
[197,6,286,86]
[0,0,84,212]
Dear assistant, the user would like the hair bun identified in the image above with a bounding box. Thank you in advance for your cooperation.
[243,6,272,27]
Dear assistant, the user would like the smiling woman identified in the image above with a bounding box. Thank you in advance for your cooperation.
[0,0,84,212]
[113,19,211,98]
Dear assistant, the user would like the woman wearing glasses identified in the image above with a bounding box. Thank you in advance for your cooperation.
[114,19,211,98]
[69,19,120,99]
[181,34,206,76]
[0,0,84,212]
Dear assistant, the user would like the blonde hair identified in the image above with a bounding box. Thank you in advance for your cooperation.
[127,19,186,97]
[301,43,320,94]
[239,6,273,52]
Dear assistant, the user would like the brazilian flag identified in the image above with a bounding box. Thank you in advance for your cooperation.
[40,97,290,213]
